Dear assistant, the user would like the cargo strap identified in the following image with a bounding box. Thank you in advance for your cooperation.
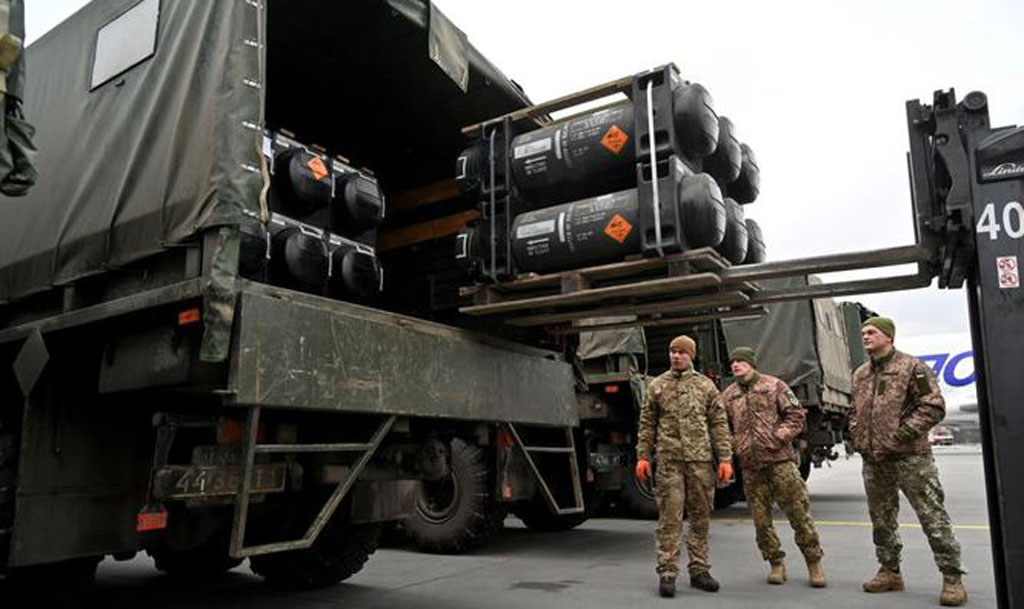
[645,80,665,258]
[228,407,396,558]
[507,423,584,516]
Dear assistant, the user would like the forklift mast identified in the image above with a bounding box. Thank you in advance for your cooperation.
[906,89,1024,608]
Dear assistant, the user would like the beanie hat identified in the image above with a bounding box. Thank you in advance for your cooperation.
[729,346,757,368]
[669,335,697,359]
[862,316,896,339]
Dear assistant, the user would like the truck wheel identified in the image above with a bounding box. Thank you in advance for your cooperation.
[713,465,745,509]
[250,520,381,589]
[713,482,743,509]
[148,537,243,579]
[404,438,504,553]
[620,468,658,519]
[799,454,812,481]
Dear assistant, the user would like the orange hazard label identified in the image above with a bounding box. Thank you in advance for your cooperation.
[604,213,633,244]
[307,156,329,181]
[601,125,629,154]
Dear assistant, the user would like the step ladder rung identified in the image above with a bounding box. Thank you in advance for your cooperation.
[522,445,574,454]
[255,442,372,454]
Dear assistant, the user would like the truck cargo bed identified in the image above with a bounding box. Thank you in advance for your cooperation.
[228,280,576,426]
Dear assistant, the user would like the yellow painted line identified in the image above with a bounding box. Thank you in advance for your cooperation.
[713,517,989,531]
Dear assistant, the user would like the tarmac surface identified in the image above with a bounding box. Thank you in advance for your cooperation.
[85,447,996,608]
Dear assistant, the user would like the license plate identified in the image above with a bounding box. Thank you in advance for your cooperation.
[153,463,287,499]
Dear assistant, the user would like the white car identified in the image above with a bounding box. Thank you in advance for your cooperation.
[930,425,955,446]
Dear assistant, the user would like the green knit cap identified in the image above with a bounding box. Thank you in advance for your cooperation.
[862,316,895,339]
[729,346,757,368]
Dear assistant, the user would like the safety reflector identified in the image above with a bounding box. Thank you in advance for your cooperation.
[604,384,621,393]
[177,307,201,326]
[136,503,169,532]
[496,427,514,448]
[218,418,246,445]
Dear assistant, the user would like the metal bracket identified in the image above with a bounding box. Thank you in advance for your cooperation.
[506,423,584,516]
[228,408,396,558]
[12,328,48,398]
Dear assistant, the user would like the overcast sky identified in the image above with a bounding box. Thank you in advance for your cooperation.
[27,1,1024,343]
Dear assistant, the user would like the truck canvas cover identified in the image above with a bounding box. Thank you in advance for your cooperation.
[0,0,529,303]
[721,275,854,410]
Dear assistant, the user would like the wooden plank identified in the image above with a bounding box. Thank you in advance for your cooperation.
[377,210,480,252]
[459,272,722,316]
[388,179,461,214]
[549,307,767,335]
[507,291,751,327]
[462,74,634,137]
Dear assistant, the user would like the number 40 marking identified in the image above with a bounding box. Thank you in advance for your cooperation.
[977,201,1024,240]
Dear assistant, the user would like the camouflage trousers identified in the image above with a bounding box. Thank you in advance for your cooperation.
[862,453,964,575]
[742,460,823,564]
[654,459,715,577]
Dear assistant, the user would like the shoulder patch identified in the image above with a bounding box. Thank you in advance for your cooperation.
[914,368,932,395]
[784,389,800,407]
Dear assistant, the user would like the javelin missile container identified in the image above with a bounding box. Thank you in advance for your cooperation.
[475,172,726,273]
[453,65,765,282]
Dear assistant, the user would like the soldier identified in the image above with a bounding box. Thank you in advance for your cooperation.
[721,346,826,587]
[852,317,967,606]
[635,335,734,598]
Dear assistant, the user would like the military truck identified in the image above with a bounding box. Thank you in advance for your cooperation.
[0,0,588,600]
[578,275,858,517]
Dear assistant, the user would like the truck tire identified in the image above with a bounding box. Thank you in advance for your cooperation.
[799,454,812,481]
[713,482,743,509]
[712,462,745,509]
[148,537,243,579]
[404,438,504,553]
[620,468,658,520]
[250,520,381,590]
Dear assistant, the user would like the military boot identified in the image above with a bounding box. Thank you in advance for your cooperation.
[658,575,676,598]
[766,561,786,585]
[940,574,967,606]
[690,571,720,593]
[863,568,905,592]
[807,561,827,588]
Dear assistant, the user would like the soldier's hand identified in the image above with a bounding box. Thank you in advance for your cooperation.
[717,461,734,485]
[635,458,652,482]
[895,425,918,443]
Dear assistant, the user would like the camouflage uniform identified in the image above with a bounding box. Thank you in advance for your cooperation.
[722,372,823,564]
[851,349,964,575]
[637,368,732,577]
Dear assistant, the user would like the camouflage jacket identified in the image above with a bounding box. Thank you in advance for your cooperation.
[722,373,805,472]
[851,349,945,462]
[637,368,732,463]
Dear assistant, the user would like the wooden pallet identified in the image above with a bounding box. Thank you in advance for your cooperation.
[458,248,763,331]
